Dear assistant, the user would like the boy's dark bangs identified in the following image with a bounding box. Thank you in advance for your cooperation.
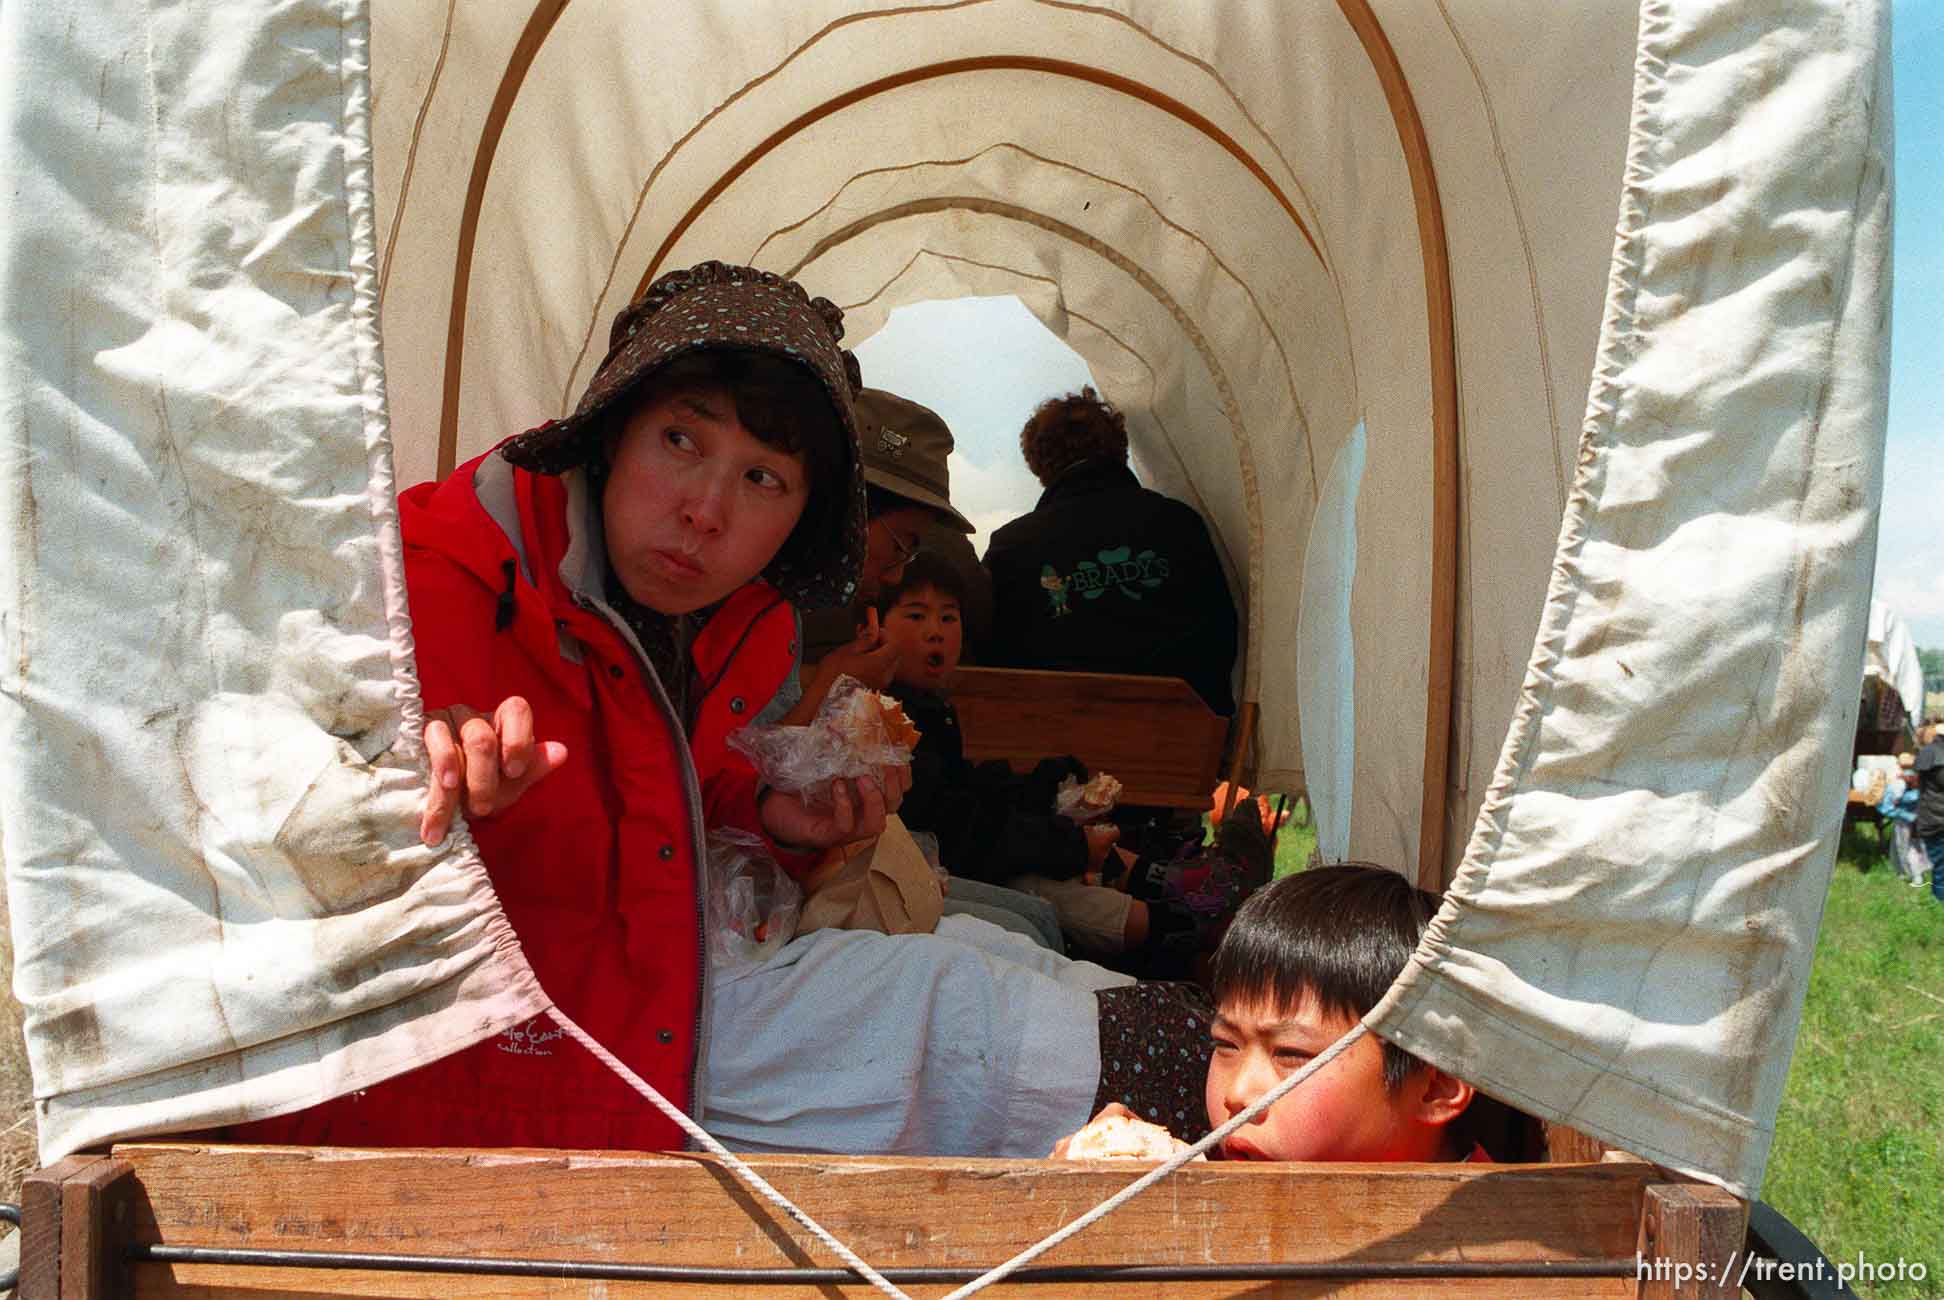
[1208,865,1444,1088]
[1207,905,1385,1030]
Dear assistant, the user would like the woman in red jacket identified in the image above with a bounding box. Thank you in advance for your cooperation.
[240,261,909,1151]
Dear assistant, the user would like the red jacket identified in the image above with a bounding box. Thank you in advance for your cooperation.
[238,448,803,1151]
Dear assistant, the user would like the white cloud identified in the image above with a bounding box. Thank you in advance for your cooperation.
[1875,560,1944,648]
[1875,420,1944,646]
[947,450,1041,554]
[857,294,1094,554]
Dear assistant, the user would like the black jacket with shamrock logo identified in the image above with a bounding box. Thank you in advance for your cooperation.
[982,457,1239,714]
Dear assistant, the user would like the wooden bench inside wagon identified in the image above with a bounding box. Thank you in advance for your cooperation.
[949,667,1250,813]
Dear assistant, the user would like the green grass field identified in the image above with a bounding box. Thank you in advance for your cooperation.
[1763,826,1942,1297]
[1270,798,1319,877]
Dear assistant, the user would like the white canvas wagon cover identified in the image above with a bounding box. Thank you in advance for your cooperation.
[0,0,1890,1198]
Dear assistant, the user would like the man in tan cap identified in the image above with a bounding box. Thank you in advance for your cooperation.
[857,387,978,575]
[784,387,991,715]
[769,390,1063,949]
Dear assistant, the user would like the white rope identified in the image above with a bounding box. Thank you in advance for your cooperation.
[555,1004,1370,1299]
[544,1006,915,1300]
[938,1021,1373,1300]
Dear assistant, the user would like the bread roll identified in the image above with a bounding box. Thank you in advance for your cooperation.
[830,689,920,752]
[1079,772,1122,809]
[1062,1112,1203,1161]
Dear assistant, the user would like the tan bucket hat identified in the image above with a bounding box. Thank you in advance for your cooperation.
[855,388,975,534]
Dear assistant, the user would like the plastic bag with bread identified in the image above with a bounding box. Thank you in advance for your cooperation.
[727,673,920,809]
[703,829,802,971]
[1054,770,1122,822]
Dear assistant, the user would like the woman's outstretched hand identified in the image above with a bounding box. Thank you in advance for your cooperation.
[420,698,569,845]
[759,762,912,851]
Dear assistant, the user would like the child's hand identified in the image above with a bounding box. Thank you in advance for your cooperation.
[1049,1102,1139,1158]
[783,611,899,726]
[1083,823,1121,873]
[822,608,900,691]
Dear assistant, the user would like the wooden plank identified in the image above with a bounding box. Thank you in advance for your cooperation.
[17,1157,106,1300]
[1219,704,1257,820]
[131,1263,1634,1298]
[59,1158,139,1300]
[1632,1183,1747,1299]
[1544,1121,1611,1165]
[106,1144,1655,1298]
[948,667,1229,809]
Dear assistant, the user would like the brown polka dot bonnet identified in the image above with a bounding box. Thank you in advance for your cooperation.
[502,261,867,610]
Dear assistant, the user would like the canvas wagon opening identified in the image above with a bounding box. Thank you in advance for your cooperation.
[0,0,1893,1292]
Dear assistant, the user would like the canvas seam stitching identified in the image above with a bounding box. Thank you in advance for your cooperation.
[340,0,424,757]
[761,141,1323,508]
[558,0,995,415]
[375,0,456,306]
[1431,0,1569,511]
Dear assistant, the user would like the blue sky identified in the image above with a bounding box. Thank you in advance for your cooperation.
[860,6,1941,646]
[854,296,1082,550]
[1880,0,1943,647]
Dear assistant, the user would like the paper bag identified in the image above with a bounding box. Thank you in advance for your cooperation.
[798,814,944,936]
